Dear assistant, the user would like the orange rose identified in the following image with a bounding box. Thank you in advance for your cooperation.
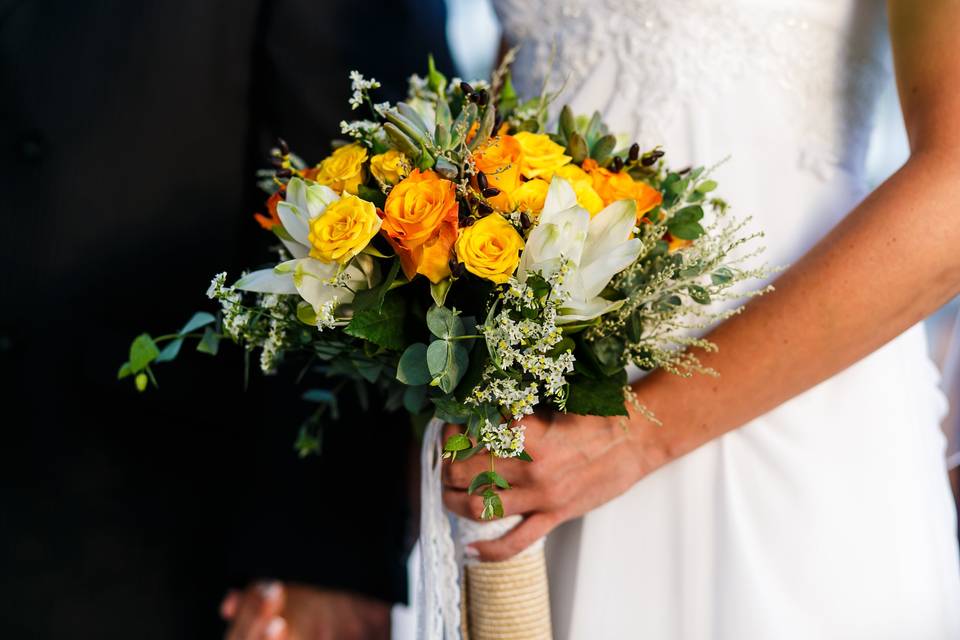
[381,169,459,283]
[471,135,523,211]
[583,159,663,220]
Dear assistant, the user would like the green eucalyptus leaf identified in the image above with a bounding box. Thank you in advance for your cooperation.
[696,179,718,193]
[196,327,220,355]
[155,338,183,363]
[403,384,429,414]
[181,312,216,336]
[711,267,734,284]
[427,305,464,339]
[129,334,160,373]
[397,343,431,385]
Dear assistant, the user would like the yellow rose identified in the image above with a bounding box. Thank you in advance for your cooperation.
[307,194,381,264]
[455,213,524,284]
[583,159,663,219]
[315,143,368,195]
[510,178,549,215]
[382,169,459,283]
[554,164,604,215]
[514,131,571,180]
[471,135,523,211]
[369,149,410,186]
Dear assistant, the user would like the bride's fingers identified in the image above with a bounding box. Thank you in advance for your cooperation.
[442,488,538,520]
[442,454,532,489]
[467,512,557,562]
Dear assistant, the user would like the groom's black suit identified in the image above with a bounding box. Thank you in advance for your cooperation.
[0,1,452,637]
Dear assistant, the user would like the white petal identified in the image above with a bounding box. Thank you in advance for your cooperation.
[557,296,625,323]
[518,206,589,280]
[281,237,309,259]
[293,258,353,313]
[578,238,642,299]
[234,268,298,294]
[285,178,310,216]
[304,183,339,219]
[581,199,637,267]
[277,201,310,246]
[540,176,579,220]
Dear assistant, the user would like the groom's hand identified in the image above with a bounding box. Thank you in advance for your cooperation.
[441,411,670,562]
[221,581,390,640]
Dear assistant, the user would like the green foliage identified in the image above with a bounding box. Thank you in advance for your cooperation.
[397,343,431,385]
[565,369,628,416]
[344,291,407,350]
[468,469,511,495]
[427,339,469,393]
[667,205,705,240]
[433,396,472,424]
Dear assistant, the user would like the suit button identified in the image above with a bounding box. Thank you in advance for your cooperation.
[17,133,44,161]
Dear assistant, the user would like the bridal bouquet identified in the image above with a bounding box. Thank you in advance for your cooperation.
[119,55,765,638]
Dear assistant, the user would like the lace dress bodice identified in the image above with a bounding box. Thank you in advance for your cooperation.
[493,0,890,184]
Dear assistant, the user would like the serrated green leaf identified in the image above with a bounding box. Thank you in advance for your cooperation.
[397,343,431,385]
[433,396,472,424]
[344,291,406,350]
[444,433,472,452]
[129,334,160,373]
[565,369,628,416]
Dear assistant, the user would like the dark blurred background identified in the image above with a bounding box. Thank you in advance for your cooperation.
[0,1,469,637]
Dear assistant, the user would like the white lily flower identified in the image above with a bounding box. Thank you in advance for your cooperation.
[518,177,642,323]
[234,178,376,326]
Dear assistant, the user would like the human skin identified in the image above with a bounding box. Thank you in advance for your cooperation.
[443,0,960,562]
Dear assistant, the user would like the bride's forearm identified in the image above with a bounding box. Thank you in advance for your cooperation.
[630,150,960,466]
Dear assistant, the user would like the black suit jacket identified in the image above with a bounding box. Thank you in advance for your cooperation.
[0,1,452,638]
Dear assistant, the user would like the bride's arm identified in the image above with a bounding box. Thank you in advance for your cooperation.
[637,0,960,462]
[443,0,960,560]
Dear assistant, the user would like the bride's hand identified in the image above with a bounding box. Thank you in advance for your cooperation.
[441,410,670,562]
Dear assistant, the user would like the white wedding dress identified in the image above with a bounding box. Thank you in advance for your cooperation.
[483,0,960,638]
